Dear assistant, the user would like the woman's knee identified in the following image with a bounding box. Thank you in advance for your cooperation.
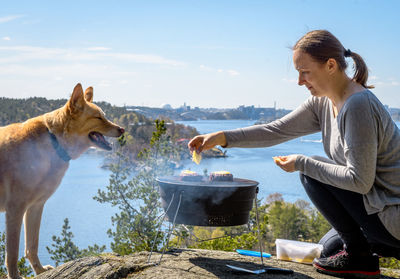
[299,173,317,190]
[319,228,344,257]
[299,172,307,185]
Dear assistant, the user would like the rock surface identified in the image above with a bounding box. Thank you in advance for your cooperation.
[35,249,399,279]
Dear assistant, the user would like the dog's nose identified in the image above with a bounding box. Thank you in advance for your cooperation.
[119,127,125,134]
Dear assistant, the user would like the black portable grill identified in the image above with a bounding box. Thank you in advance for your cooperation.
[148,175,264,265]
[147,175,293,275]
[157,176,259,226]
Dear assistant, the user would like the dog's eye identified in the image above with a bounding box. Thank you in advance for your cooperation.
[96,117,103,120]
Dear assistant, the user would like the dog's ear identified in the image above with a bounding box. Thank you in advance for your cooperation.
[84,87,93,103]
[68,83,86,113]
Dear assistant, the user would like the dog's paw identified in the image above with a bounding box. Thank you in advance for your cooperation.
[42,264,54,271]
[35,264,54,274]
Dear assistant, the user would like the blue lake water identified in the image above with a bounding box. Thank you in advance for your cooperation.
[1,119,398,267]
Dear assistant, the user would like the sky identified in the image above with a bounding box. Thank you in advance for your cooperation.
[0,0,399,109]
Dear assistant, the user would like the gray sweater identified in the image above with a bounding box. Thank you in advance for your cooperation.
[224,90,400,240]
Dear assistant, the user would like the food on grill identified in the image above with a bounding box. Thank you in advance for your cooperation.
[179,170,203,181]
[192,151,202,165]
[209,171,233,182]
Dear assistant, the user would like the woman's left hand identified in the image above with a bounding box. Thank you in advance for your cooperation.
[273,155,299,173]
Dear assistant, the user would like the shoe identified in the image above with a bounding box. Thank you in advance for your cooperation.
[313,249,380,278]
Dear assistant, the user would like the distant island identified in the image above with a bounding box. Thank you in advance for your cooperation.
[127,104,292,122]
[127,103,400,123]
[1,97,399,127]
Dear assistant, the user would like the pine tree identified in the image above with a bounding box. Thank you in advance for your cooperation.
[46,218,106,266]
[94,119,181,254]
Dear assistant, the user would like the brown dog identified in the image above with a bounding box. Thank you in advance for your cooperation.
[0,84,124,279]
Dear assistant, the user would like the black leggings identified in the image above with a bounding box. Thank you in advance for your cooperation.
[300,174,400,256]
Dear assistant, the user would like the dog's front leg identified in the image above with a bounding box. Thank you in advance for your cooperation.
[5,207,25,279]
[24,203,53,275]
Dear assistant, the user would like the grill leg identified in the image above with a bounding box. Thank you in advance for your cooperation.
[157,191,183,265]
[181,224,200,242]
[254,187,264,268]
[147,192,176,264]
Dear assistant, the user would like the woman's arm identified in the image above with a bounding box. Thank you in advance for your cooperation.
[224,96,322,148]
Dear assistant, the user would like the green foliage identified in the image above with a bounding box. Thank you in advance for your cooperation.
[308,209,332,242]
[191,230,258,252]
[169,198,269,252]
[17,257,34,278]
[0,232,6,276]
[0,97,139,127]
[268,201,309,240]
[380,257,400,269]
[0,231,33,278]
[94,119,182,255]
[267,197,331,243]
[172,194,331,255]
[46,218,106,266]
[187,228,260,252]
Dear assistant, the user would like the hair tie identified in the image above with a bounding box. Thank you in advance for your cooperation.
[344,49,352,57]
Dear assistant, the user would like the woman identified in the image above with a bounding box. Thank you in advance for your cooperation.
[188,30,400,279]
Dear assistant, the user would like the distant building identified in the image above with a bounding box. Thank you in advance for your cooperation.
[177,102,191,113]
[161,104,173,110]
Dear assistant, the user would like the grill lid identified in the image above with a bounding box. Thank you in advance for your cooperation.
[156,176,259,188]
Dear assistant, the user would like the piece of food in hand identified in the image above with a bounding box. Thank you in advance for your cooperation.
[192,150,202,165]
[180,170,203,181]
[273,156,287,163]
[209,171,233,182]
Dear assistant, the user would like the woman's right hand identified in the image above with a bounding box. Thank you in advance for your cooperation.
[188,131,227,153]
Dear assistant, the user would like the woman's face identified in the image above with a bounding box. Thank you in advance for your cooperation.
[293,49,330,97]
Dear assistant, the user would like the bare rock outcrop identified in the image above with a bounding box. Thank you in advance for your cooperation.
[35,248,399,279]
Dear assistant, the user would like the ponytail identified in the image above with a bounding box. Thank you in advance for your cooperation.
[346,50,374,89]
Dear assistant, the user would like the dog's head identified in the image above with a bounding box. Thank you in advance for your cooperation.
[64,83,125,154]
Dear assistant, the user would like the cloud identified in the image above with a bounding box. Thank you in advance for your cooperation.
[370,76,399,87]
[2,36,11,41]
[193,45,255,51]
[86,47,111,51]
[282,77,297,83]
[0,44,225,104]
[0,15,24,23]
[199,65,240,76]
[103,52,184,66]
[0,44,174,95]
[199,64,214,72]
[374,81,399,87]
[98,80,111,87]
[0,45,185,66]
[227,70,239,76]
[0,64,136,79]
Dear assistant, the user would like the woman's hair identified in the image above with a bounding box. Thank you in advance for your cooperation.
[293,30,373,89]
